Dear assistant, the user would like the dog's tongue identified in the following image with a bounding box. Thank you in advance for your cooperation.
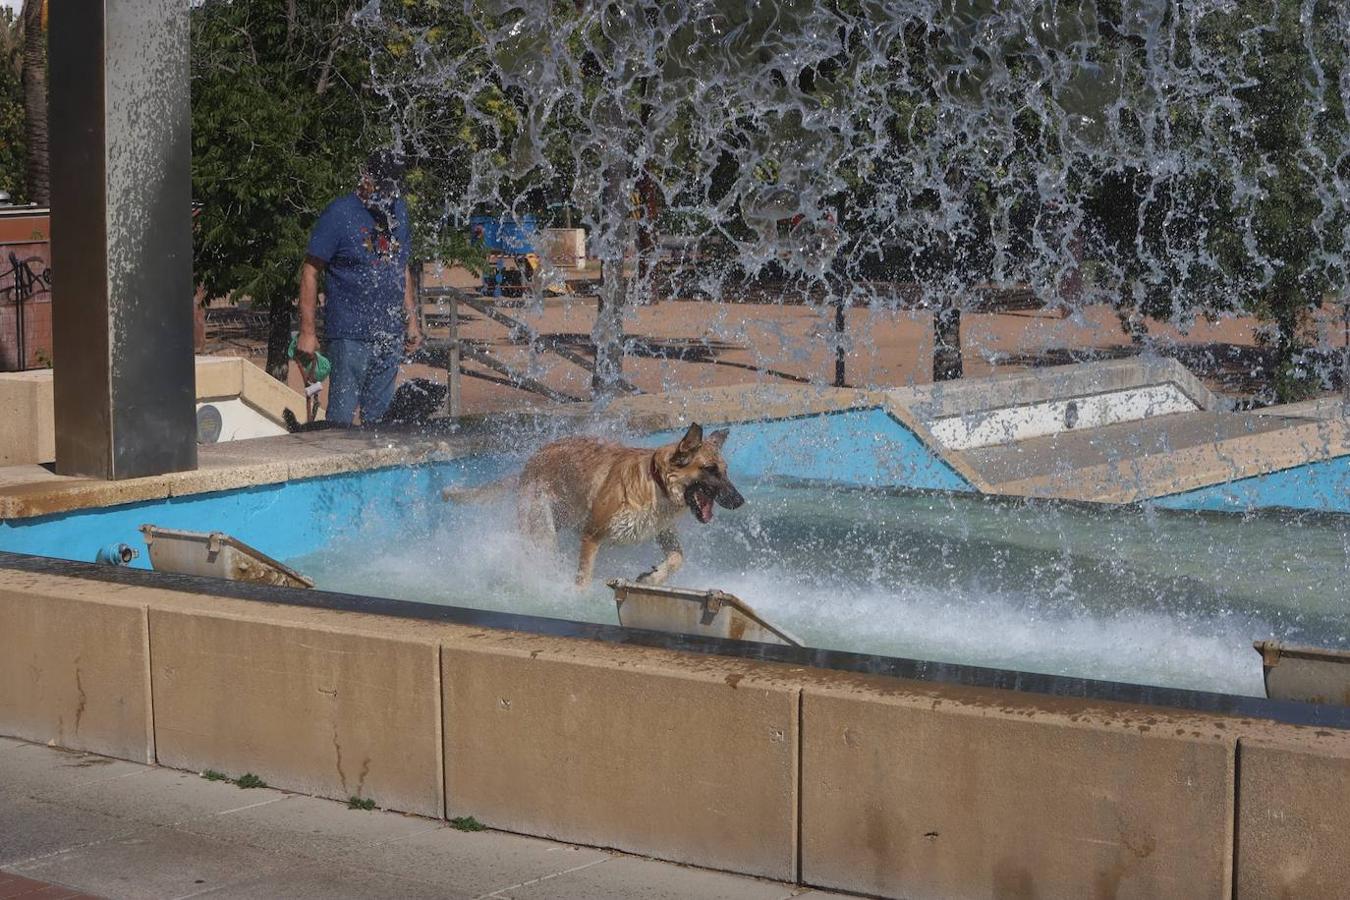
[697,494,714,523]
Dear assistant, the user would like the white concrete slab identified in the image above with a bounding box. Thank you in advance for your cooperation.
[929,383,1198,449]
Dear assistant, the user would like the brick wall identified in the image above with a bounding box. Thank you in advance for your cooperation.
[1,212,53,372]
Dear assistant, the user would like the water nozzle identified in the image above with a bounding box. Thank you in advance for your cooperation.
[95,543,139,566]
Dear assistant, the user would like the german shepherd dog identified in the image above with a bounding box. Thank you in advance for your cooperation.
[442,423,745,587]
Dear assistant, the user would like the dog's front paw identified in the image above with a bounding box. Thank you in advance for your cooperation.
[635,568,666,586]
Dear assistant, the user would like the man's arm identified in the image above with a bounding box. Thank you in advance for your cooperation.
[297,256,324,357]
[403,263,423,353]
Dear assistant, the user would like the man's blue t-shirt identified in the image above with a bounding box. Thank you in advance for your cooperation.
[306,193,412,342]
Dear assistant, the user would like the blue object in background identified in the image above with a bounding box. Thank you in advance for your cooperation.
[469,215,539,254]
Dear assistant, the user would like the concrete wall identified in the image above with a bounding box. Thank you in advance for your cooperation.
[0,370,55,465]
[3,566,1350,898]
[442,641,798,880]
[0,357,312,465]
[1235,739,1350,898]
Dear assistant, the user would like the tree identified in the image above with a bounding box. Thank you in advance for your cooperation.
[192,0,483,380]
[1218,0,1347,400]
[19,0,45,205]
[0,9,26,201]
[191,0,378,379]
[363,1,863,395]
[199,0,1346,402]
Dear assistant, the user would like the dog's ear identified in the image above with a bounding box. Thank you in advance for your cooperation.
[706,428,729,450]
[673,423,703,465]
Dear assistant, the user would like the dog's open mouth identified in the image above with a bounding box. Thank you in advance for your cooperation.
[686,483,715,524]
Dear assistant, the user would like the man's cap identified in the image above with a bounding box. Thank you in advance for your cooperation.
[364,150,407,183]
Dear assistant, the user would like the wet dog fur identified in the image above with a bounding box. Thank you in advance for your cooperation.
[442,423,744,587]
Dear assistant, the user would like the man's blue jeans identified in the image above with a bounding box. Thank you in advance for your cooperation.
[325,337,400,425]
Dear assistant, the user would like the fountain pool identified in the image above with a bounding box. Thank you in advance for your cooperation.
[3,407,1346,699]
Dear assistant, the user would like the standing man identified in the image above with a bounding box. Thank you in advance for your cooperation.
[296,151,423,425]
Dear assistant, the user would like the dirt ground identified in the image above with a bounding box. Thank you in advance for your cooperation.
[211,265,1346,420]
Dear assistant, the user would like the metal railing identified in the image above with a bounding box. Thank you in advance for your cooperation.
[418,283,641,417]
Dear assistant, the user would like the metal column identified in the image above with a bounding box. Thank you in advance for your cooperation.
[49,0,197,479]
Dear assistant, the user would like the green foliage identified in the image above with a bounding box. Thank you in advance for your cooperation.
[0,9,25,201]
[449,815,486,832]
[202,769,268,788]
[191,0,489,319]
[866,0,1346,400]
[347,795,376,810]
[1220,0,1346,399]
[353,3,521,271]
[191,0,373,315]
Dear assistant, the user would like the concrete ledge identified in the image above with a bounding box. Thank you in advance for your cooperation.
[6,565,1350,896]
[880,396,995,490]
[606,383,879,431]
[194,355,245,400]
[0,434,459,519]
[239,357,318,424]
[3,382,845,520]
[993,417,1350,503]
[0,587,151,762]
[0,358,314,469]
[150,609,443,817]
[887,357,1222,420]
[1236,738,1350,898]
[0,371,55,466]
[442,641,799,880]
[801,681,1235,899]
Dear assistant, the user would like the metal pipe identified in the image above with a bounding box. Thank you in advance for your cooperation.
[94,543,138,566]
[1342,294,1349,413]
[448,291,461,416]
[834,292,846,387]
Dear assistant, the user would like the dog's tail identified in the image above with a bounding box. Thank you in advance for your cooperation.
[441,476,517,504]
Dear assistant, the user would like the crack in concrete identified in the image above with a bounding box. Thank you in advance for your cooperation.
[475,856,613,898]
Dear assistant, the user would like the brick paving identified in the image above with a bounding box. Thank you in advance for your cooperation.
[0,872,102,900]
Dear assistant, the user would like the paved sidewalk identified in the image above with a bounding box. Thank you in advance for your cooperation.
[1,737,844,899]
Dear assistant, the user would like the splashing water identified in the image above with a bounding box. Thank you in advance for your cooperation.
[292,479,1350,696]
[359,0,1349,388]
[327,3,1350,696]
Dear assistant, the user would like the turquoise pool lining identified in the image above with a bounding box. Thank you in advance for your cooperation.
[0,407,972,567]
[4,403,1348,570]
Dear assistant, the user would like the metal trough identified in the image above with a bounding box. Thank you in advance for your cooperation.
[607,579,801,646]
[140,525,314,589]
[1253,640,1350,706]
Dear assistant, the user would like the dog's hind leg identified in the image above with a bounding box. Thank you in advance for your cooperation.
[516,485,559,554]
[636,529,684,586]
